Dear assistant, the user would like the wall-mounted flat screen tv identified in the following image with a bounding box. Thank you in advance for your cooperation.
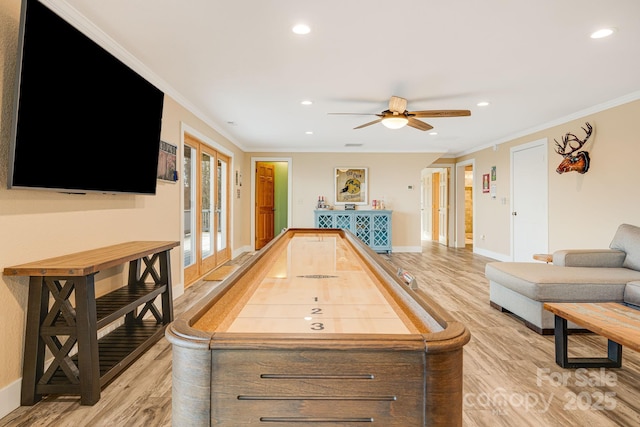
[8,0,164,195]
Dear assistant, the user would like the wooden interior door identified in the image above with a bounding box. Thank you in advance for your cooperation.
[255,162,275,250]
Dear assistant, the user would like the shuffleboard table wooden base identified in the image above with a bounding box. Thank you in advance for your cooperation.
[166,228,470,426]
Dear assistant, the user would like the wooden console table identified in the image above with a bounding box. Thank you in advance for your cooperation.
[4,241,179,405]
[544,302,640,368]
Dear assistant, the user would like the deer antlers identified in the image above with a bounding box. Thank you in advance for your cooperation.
[554,122,594,174]
[554,122,593,157]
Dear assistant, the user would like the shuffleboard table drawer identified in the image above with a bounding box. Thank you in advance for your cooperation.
[211,349,425,425]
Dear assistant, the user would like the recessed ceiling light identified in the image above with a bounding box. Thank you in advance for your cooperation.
[591,28,616,39]
[301,100,312,106]
[429,132,438,136]
[292,24,310,35]
[477,101,490,107]
[305,131,313,135]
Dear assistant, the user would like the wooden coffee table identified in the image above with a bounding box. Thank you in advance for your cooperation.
[544,302,640,368]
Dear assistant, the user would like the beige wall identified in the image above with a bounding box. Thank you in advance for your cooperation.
[458,98,640,258]
[247,152,443,250]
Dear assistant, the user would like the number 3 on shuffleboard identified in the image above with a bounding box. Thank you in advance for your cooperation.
[310,322,324,331]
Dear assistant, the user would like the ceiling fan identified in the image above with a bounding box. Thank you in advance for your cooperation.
[329,96,471,131]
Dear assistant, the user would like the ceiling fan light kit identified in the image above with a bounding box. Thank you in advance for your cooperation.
[382,116,409,129]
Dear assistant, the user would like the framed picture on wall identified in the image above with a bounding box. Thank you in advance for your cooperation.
[482,173,490,193]
[335,167,368,205]
[157,140,177,182]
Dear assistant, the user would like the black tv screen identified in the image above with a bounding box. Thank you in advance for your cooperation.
[9,0,164,195]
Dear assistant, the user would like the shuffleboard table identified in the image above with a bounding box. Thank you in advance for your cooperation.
[166,228,470,426]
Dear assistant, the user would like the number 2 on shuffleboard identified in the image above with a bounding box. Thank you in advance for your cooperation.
[311,297,324,330]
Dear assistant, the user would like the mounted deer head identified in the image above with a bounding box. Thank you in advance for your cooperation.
[554,122,593,174]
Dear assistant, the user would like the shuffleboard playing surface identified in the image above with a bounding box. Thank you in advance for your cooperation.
[222,233,414,334]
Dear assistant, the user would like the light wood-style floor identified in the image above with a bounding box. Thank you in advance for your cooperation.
[2,242,640,426]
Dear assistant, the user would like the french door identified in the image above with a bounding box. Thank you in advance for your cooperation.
[183,134,231,286]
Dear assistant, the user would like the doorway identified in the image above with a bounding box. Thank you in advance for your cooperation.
[463,165,474,246]
[421,166,452,246]
[183,133,231,286]
[251,158,291,250]
[455,160,474,248]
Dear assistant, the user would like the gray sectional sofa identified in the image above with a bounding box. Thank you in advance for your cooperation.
[486,224,640,334]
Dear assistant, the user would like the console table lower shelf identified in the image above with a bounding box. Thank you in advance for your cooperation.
[3,240,179,405]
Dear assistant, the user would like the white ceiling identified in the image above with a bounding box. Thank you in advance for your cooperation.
[51,0,640,155]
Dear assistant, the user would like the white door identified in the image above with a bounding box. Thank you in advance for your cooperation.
[511,139,548,261]
[438,169,448,245]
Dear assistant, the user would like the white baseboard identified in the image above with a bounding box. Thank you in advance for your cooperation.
[392,246,423,253]
[0,378,21,420]
[473,247,510,262]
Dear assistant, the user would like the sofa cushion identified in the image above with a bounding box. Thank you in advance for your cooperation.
[609,223,640,271]
[552,249,625,267]
[485,262,640,302]
[624,281,640,307]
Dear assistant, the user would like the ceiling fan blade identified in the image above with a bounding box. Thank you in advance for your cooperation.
[328,112,379,116]
[406,117,433,131]
[354,118,383,129]
[409,110,471,118]
[388,96,408,113]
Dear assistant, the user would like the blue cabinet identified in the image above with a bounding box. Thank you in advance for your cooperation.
[314,210,392,253]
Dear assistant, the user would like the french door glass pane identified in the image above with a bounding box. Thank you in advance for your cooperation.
[201,152,214,259]
[216,158,228,251]
[183,145,196,267]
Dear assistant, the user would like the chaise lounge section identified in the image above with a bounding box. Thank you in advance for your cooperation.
[486,224,640,334]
